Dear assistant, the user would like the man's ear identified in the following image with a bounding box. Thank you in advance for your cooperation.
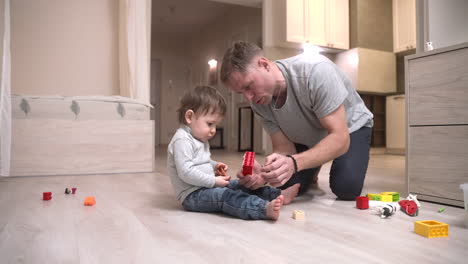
[257,57,270,71]
[185,109,195,124]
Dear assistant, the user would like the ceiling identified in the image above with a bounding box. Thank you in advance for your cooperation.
[151,0,261,35]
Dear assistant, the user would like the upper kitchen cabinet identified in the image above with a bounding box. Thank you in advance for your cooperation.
[393,0,416,53]
[288,0,349,49]
[263,0,349,50]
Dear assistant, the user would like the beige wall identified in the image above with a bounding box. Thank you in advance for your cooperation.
[0,0,4,80]
[152,5,262,147]
[11,0,119,96]
[151,32,191,145]
[187,6,262,150]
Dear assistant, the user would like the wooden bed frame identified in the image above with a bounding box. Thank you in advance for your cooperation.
[11,119,154,176]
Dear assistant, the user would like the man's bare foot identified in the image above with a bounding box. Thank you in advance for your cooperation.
[281,183,300,205]
[266,195,284,220]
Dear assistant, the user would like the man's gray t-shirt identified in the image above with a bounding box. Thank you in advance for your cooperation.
[251,53,373,148]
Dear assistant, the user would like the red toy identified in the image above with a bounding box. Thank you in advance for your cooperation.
[72,187,77,194]
[356,196,369,209]
[43,192,52,201]
[399,200,418,216]
[242,151,255,176]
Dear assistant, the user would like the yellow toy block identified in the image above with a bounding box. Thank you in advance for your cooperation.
[367,193,382,201]
[292,210,305,220]
[414,220,449,238]
[381,192,400,202]
[380,195,393,202]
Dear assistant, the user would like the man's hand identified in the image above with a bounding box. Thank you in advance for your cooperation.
[215,175,230,187]
[261,153,295,187]
[237,160,266,190]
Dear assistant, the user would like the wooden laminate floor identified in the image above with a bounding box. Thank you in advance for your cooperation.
[1,147,467,264]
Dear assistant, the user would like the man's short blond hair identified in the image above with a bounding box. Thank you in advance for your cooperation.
[220,41,264,84]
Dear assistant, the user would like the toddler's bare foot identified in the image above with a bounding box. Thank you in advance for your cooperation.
[281,183,300,205]
[266,195,284,220]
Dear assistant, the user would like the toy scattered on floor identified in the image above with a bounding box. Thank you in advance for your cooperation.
[356,196,369,209]
[378,204,399,218]
[42,192,52,201]
[438,207,445,213]
[406,194,421,208]
[367,192,400,202]
[414,220,449,238]
[65,188,71,194]
[242,151,255,175]
[366,193,382,201]
[84,196,96,206]
[72,187,77,194]
[381,192,400,202]
[292,210,305,220]
[398,200,419,216]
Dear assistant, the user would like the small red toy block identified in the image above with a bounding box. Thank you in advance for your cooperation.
[356,196,369,209]
[43,192,52,201]
[242,151,255,176]
[399,200,418,216]
[71,187,77,194]
[84,196,96,206]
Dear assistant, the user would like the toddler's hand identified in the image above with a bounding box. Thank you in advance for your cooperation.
[215,175,230,187]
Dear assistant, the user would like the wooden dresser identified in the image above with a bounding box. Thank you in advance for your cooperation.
[406,42,468,207]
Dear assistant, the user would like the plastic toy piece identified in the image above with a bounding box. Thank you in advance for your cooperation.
[406,194,421,208]
[72,188,77,194]
[367,193,382,201]
[356,196,369,209]
[242,151,255,176]
[216,164,227,176]
[414,220,449,238]
[292,210,305,220]
[84,196,96,206]
[380,195,393,202]
[399,200,419,216]
[65,188,71,194]
[438,207,445,213]
[379,204,398,218]
[381,192,400,202]
[43,192,52,201]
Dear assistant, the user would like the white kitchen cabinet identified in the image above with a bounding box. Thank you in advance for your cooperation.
[286,0,349,49]
[393,0,416,53]
[264,0,348,50]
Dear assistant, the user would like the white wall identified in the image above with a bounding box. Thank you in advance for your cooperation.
[11,0,119,96]
[427,0,468,50]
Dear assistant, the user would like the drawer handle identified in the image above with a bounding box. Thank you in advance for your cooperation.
[393,96,405,100]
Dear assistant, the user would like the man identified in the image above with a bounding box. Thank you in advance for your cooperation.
[220,41,373,200]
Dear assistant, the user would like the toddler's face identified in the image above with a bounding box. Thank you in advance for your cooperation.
[186,111,223,143]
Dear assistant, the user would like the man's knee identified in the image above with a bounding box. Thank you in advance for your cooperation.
[330,178,363,200]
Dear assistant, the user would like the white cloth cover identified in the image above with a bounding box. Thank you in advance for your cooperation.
[119,0,151,105]
[0,0,11,176]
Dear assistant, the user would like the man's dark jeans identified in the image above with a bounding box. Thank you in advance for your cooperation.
[280,126,372,200]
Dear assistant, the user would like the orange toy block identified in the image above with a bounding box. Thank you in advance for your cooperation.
[84,196,96,206]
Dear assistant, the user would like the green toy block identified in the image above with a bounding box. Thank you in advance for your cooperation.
[367,193,382,201]
[381,192,400,202]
